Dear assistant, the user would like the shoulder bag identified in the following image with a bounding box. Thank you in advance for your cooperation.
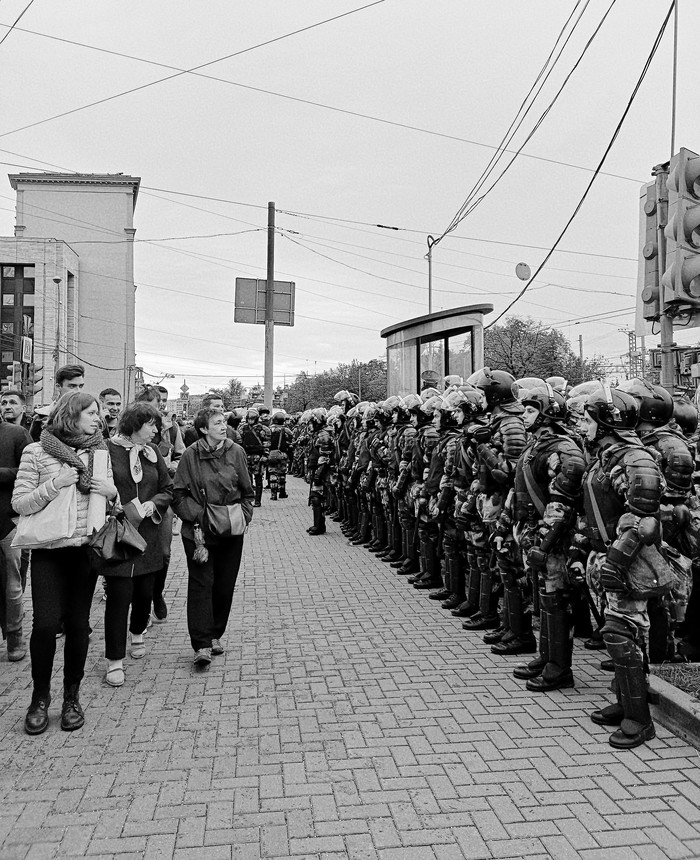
[12,484,78,548]
[193,450,246,538]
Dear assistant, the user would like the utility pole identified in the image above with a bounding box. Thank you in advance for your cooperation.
[52,277,61,385]
[425,235,435,314]
[264,202,275,409]
[578,334,583,363]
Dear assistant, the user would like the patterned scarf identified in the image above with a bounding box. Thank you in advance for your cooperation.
[110,434,157,483]
[40,428,107,495]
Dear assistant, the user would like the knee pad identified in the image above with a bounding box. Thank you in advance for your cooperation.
[602,615,639,643]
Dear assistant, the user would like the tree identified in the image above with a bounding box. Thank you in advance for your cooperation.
[284,357,387,412]
[484,316,607,383]
[207,377,247,410]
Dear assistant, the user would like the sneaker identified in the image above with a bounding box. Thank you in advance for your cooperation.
[152,596,167,622]
[193,648,212,666]
[211,639,224,656]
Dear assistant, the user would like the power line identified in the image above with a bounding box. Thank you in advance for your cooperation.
[485,1,674,330]
[0,0,35,48]
[438,0,616,245]
[0,2,387,140]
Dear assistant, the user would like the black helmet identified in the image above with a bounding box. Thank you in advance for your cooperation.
[618,378,673,426]
[673,394,699,435]
[521,383,567,422]
[271,411,286,425]
[584,384,638,430]
[468,367,518,407]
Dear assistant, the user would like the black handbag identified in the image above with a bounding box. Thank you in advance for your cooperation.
[89,512,147,564]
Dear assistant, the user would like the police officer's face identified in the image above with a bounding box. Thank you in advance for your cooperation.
[410,413,419,427]
[455,407,465,426]
[582,411,598,442]
[522,405,540,431]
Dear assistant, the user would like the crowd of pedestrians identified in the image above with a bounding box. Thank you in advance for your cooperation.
[0,366,258,736]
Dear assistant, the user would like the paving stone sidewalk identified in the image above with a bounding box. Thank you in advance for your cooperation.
[1,476,700,859]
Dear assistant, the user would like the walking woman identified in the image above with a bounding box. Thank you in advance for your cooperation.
[172,407,254,665]
[13,392,117,735]
[104,402,173,687]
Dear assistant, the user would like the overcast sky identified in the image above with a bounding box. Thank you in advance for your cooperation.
[0,0,696,395]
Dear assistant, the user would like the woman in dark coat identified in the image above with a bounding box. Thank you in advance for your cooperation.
[172,407,254,666]
[103,402,173,687]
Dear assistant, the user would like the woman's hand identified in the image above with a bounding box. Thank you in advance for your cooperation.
[54,466,79,489]
[90,476,118,500]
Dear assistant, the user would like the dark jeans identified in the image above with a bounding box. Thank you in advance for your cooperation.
[103,572,155,659]
[30,546,98,693]
[183,536,244,650]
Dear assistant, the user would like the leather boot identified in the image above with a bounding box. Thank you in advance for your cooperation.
[25,690,51,735]
[444,560,466,610]
[254,482,263,508]
[308,505,326,536]
[462,564,499,630]
[603,632,655,749]
[451,560,480,617]
[414,536,441,588]
[61,684,85,731]
[527,595,574,690]
[270,490,278,501]
[7,628,26,662]
[514,590,549,680]
[398,530,418,575]
[492,585,537,655]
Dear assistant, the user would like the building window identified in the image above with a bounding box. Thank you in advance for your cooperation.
[2,267,14,278]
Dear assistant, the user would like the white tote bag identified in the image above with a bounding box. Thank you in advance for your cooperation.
[12,484,78,548]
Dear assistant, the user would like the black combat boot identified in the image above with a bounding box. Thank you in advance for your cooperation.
[526,594,574,690]
[602,632,655,749]
[308,505,326,536]
[514,589,549,680]
[492,585,537,655]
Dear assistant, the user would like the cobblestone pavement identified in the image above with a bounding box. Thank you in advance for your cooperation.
[1,476,700,859]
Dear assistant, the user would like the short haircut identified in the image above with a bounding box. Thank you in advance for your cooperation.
[47,391,98,437]
[194,407,222,436]
[118,401,161,437]
[100,387,121,400]
[55,364,85,387]
[156,386,168,397]
[1,389,25,404]
[201,392,224,408]
[136,385,160,403]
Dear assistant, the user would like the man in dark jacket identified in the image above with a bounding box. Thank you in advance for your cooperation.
[0,420,31,660]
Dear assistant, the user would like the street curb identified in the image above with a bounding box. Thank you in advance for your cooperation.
[649,672,700,750]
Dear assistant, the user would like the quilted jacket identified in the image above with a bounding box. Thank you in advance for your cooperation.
[12,442,114,549]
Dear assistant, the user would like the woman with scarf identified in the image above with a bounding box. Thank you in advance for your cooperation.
[173,407,254,666]
[104,402,173,687]
[12,391,117,735]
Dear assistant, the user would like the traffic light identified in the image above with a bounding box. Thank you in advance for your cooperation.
[662,147,700,306]
[28,363,43,397]
[639,179,660,320]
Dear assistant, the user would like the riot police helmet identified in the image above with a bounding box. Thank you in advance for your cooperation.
[520,383,567,422]
[443,387,487,416]
[401,393,423,413]
[271,411,286,425]
[584,384,638,431]
[468,367,518,407]
[545,375,569,395]
[618,378,674,426]
[246,408,259,421]
[673,394,699,435]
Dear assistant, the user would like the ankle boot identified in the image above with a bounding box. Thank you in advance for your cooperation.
[492,585,537,655]
[61,684,85,731]
[25,690,51,735]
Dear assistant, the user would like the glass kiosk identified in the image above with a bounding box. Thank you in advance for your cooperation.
[381,304,493,396]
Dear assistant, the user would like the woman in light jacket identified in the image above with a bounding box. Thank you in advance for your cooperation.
[172,407,254,666]
[13,392,117,735]
[104,402,173,687]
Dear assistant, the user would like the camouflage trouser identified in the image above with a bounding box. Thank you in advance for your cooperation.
[268,453,288,496]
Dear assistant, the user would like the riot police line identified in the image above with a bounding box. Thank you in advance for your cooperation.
[286,373,700,751]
